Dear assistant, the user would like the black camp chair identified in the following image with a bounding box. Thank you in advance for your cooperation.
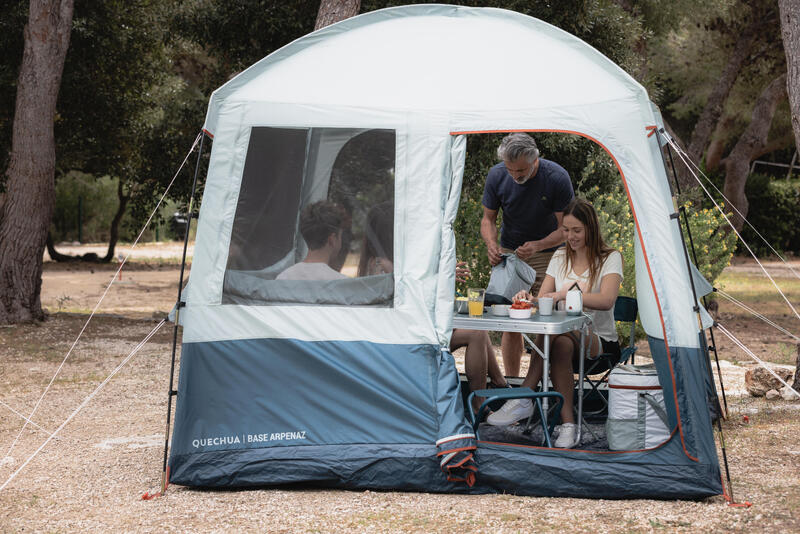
[578,295,639,419]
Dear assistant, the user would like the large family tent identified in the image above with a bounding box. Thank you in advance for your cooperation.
[167,4,723,498]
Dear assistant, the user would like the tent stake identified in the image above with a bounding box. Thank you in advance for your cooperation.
[160,131,206,495]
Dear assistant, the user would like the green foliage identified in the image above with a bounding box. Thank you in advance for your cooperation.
[454,195,492,295]
[51,171,186,244]
[741,174,800,255]
[170,0,319,94]
[585,186,637,298]
[52,172,120,243]
[679,201,737,287]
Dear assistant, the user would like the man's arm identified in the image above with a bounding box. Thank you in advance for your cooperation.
[515,211,566,260]
[480,206,503,266]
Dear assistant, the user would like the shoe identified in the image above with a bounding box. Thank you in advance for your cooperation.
[554,423,579,448]
[486,398,533,426]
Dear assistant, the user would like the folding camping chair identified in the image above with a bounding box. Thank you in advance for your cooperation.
[467,388,564,447]
[578,295,639,420]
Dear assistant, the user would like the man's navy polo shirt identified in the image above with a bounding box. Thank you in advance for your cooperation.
[482,158,574,250]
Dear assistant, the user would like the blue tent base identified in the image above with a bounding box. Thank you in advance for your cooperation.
[170,437,722,499]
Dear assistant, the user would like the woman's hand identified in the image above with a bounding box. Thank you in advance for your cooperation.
[513,290,533,302]
[455,261,471,283]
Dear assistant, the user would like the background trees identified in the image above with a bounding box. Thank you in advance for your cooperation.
[1,0,798,324]
[0,0,74,324]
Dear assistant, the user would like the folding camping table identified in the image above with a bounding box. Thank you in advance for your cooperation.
[452,309,592,444]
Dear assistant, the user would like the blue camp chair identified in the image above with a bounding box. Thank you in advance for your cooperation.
[467,387,564,447]
[579,295,639,418]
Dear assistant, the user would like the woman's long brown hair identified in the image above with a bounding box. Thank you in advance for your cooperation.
[561,198,616,289]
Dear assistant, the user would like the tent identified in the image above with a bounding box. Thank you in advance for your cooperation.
[167,4,723,498]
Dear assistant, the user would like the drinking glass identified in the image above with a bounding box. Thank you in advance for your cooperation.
[467,288,485,317]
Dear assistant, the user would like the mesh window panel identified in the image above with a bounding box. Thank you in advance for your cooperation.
[222,127,396,307]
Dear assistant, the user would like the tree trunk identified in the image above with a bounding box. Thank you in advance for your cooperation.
[315,0,360,31]
[721,74,787,231]
[779,0,800,154]
[0,0,74,324]
[101,179,129,262]
[705,116,736,172]
[686,26,756,173]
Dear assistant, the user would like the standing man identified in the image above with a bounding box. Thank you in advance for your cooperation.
[481,133,574,376]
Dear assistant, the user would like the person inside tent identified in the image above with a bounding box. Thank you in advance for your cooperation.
[481,133,574,378]
[277,200,349,280]
[357,201,394,276]
[486,198,622,449]
[358,202,507,412]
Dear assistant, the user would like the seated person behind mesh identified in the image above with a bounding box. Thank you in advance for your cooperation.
[277,200,349,280]
[358,201,393,276]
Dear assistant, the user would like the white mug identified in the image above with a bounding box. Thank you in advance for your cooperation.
[538,296,553,315]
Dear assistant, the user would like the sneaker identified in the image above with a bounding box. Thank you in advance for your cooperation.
[486,398,533,426]
[554,423,579,448]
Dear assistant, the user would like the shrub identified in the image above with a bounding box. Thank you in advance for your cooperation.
[740,174,800,255]
[52,171,186,245]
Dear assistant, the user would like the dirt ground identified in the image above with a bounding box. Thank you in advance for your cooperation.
[0,245,798,532]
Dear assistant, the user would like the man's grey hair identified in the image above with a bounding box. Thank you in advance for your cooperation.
[497,133,539,162]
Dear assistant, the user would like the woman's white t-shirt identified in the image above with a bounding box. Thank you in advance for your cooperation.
[545,248,623,342]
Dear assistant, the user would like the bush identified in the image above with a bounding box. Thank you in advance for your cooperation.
[740,174,800,255]
[52,171,186,245]
[51,172,120,243]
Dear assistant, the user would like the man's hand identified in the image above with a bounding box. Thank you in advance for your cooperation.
[455,261,471,283]
[486,242,503,266]
[514,240,540,261]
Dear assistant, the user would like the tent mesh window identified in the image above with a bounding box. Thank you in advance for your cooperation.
[222,127,396,307]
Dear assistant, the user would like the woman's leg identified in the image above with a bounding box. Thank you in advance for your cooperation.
[451,329,490,412]
[520,336,545,391]
[551,331,601,424]
[484,334,506,386]
[549,335,578,424]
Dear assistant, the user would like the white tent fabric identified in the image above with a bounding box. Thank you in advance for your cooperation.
[184,5,705,350]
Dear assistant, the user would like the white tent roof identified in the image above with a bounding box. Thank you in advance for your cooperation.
[189,5,706,351]
[205,5,644,130]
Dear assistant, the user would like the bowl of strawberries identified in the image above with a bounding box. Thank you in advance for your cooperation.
[508,299,532,319]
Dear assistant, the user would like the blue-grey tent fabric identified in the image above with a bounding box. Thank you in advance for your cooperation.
[169,338,476,489]
[170,336,721,498]
[460,336,722,498]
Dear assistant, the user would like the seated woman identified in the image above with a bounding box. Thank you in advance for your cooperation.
[486,198,622,449]
[450,262,508,414]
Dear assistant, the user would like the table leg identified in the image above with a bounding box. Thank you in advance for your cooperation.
[577,325,586,445]
[542,334,550,416]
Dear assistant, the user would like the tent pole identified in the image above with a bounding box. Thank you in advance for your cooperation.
[160,131,206,495]
[663,140,729,418]
[656,127,736,503]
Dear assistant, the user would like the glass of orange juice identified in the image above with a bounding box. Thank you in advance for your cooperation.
[467,288,485,317]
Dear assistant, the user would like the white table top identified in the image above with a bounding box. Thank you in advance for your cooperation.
[452,309,590,335]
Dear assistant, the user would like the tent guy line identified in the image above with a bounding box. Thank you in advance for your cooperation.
[0,320,167,493]
[0,400,54,438]
[2,132,202,462]
[664,136,800,323]
[716,324,800,400]
[715,288,800,343]
[663,134,800,284]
